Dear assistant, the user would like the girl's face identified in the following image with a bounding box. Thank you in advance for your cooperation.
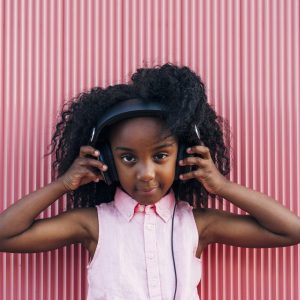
[109,117,178,205]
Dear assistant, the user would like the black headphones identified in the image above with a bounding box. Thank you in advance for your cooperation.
[89,98,191,185]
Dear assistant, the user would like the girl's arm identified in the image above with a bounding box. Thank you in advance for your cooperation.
[0,146,104,253]
[180,146,300,250]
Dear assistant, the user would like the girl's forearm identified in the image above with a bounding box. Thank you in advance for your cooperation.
[218,181,300,241]
[0,180,67,240]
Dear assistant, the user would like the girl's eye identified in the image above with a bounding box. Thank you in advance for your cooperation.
[121,154,136,163]
[154,153,168,161]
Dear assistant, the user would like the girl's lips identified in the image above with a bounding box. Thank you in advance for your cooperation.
[137,187,158,194]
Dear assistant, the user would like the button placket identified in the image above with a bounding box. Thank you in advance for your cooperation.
[144,206,162,299]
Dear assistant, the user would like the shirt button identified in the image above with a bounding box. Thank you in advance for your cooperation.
[137,205,145,212]
[150,279,158,287]
[146,224,154,230]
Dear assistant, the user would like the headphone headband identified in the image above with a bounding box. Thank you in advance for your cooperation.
[90,98,165,145]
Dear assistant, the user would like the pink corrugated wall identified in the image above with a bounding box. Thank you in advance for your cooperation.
[0,0,299,299]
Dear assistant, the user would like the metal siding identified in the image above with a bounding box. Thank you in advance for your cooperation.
[0,0,299,299]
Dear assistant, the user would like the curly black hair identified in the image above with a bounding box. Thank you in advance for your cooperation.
[50,63,230,208]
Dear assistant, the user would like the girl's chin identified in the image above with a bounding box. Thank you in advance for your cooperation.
[137,187,158,196]
[121,186,171,204]
[134,189,162,205]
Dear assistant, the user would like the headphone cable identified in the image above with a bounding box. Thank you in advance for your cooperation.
[171,200,178,300]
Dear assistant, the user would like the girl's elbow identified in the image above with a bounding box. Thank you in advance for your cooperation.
[286,224,300,245]
[290,233,300,245]
[0,238,13,253]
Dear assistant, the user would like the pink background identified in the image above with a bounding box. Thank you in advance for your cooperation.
[0,0,299,299]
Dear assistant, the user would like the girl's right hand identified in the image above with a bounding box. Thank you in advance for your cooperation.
[58,146,107,192]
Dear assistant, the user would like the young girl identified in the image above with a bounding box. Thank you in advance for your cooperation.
[0,63,300,300]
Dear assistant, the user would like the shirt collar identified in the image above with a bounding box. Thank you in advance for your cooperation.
[114,187,176,223]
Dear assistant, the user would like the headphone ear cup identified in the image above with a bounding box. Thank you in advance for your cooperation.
[98,143,119,185]
[175,143,188,179]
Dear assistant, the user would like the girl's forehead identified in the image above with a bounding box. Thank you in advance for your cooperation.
[109,117,176,144]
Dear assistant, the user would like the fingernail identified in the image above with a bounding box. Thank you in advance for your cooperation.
[187,148,191,152]
[179,175,183,180]
[102,165,107,171]
[94,150,100,156]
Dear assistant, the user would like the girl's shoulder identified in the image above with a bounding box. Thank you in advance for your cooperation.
[192,207,212,237]
[192,207,227,256]
[192,207,234,239]
[192,208,211,257]
[68,207,99,256]
[60,207,99,242]
[72,207,98,237]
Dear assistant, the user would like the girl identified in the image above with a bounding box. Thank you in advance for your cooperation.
[0,64,300,300]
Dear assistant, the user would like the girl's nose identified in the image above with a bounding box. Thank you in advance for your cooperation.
[136,162,155,182]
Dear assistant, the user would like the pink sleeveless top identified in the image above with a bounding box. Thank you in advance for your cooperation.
[87,188,201,300]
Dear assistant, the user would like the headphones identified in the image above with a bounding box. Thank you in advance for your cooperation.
[89,98,192,185]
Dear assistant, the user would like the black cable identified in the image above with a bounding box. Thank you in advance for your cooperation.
[171,200,178,300]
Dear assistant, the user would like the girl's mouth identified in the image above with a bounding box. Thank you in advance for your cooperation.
[137,186,158,195]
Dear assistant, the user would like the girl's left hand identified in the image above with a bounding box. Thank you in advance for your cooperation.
[179,145,228,195]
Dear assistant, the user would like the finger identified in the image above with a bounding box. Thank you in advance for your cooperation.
[77,157,108,172]
[79,145,100,158]
[80,169,104,184]
[78,165,106,181]
[179,156,205,167]
[187,145,211,159]
[179,169,202,181]
[86,169,104,182]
